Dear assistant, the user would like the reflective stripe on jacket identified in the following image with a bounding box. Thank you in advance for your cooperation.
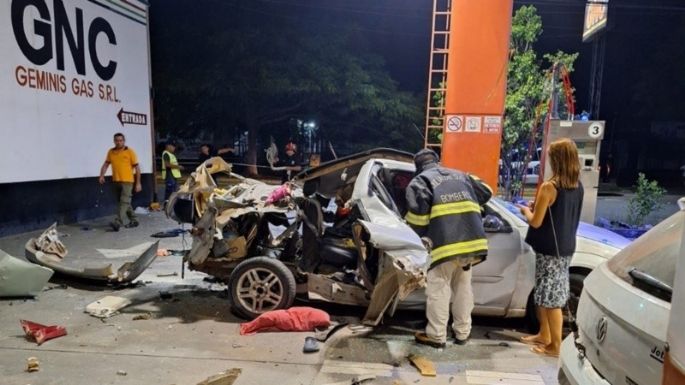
[162,150,181,179]
[405,164,492,270]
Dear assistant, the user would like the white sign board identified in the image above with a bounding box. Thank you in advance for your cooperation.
[588,122,604,139]
[465,116,482,133]
[0,0,152,183]
[483,116,502,134]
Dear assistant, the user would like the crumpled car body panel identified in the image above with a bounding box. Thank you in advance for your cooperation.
[25,224,158,284]
[0,249,54,298]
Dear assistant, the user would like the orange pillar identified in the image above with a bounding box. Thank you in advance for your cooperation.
[441,0,513,195]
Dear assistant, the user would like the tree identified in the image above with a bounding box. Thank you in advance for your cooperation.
[150,0,422,175]
[501,5,578,198]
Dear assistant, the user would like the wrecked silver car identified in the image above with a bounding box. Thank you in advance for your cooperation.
[168,150,429,325]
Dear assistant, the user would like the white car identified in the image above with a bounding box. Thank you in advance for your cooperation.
[170,149,627,324]
[558,199,684,385]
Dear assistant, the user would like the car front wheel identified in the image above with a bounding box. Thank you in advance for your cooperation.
[228,257,296,320]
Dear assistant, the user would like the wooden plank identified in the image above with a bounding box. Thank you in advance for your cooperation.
[408,355,437,377]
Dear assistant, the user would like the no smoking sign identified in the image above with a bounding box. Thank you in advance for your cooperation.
[446,115,464,133]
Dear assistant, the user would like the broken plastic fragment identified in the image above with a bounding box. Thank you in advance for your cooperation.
[20,320,67,345]
[26,357,40,372]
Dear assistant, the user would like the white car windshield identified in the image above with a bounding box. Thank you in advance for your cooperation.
[607,211,683,303]
[493,197,527,225]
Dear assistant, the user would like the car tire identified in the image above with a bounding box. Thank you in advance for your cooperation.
[228,257,296,320]
[524,291,539,333]
[567,272,587,319]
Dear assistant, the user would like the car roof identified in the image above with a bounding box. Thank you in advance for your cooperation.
[293,148,414,183]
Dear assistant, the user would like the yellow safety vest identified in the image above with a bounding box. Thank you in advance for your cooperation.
[162,150,181,179]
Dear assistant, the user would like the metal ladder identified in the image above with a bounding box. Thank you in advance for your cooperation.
[424,0,451,149]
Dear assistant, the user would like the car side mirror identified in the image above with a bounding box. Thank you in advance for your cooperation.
[483,214,504,233]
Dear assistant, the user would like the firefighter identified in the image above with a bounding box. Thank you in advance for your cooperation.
[405,149,492,348]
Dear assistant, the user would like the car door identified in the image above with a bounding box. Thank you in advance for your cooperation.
[471,203,528,314]
[351,160,429,325]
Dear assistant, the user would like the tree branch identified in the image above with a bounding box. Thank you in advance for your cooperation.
[258,101,305,124]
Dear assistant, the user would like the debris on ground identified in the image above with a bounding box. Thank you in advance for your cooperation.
[26,357,40,372]
[26,225,159,284]
[231,343,244,349]
[196,368,241,385]
[322,375,376,385]
[151,229,187,238]
[117,370,128,376]
[134,206,150,215]
[20,320,67,345]
[42,284,68,292]
[132,313,153,321]
[149,202,162,211]
[302,336,320,353]
[315,322,349,342]
[156,272,178,277]
[408,354,436,377]
[156,249,171,257]
[239,307,330,335]
[0,249,54,298]
[85,296,132,318]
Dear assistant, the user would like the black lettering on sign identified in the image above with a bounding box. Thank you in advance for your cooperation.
[11,0,118,81]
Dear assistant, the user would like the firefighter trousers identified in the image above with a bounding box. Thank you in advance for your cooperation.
[425,259,474,343]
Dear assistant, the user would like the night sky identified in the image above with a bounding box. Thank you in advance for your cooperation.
[150,0,685,186]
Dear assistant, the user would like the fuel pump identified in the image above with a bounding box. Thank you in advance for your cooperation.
[543,120,605,223]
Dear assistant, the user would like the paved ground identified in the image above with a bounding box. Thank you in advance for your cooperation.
[0,212,558,385]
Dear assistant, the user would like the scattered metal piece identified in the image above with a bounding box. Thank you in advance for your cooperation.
[25,226,159,284]
[322,374,376,385]
[26,357,40,372]
[196,368,241,385]
[0,249,54,298]
[133,313,153,321]
[156,272,178,277]
[117,370,127,376]
[43,284,68,292]
[315,322,349,342]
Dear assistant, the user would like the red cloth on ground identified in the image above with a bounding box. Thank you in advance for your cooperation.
[239,307,331,335]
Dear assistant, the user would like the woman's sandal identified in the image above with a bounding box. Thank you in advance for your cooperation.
[530,345,559,358]
[519,335,547,346]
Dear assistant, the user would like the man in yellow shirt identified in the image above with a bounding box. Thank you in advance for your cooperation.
[99,133,142,231]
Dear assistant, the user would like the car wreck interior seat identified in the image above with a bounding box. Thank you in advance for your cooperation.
[299,197,358,273]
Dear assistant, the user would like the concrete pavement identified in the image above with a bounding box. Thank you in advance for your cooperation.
[0,211,559,385]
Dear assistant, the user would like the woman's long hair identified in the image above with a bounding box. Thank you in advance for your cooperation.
[548,138,580,189]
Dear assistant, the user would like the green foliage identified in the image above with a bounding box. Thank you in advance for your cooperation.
[150,0,422,169]
[627,173,666,226]
[501,5,578,198]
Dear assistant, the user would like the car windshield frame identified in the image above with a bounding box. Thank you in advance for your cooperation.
[607,211,683,303]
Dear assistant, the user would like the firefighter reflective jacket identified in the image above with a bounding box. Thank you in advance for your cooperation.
[405,164,492,270]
